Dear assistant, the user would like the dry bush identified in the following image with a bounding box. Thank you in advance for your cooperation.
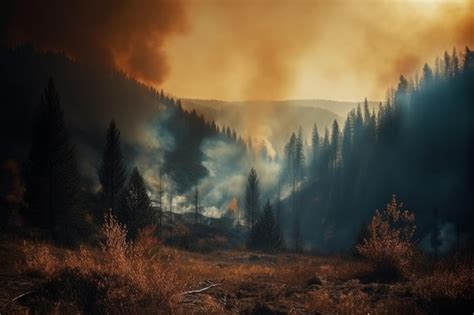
[356,195,416,280]
[19,211,183,313]
[22,241,60,276]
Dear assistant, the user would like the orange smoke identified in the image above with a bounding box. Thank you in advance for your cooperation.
[3,0,474,141]
[3,0,188,85]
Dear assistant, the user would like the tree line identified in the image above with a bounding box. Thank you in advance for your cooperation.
[278,47,474,252]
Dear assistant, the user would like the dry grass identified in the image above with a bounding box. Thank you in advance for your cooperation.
[305,289,371,314]
[19,212,183,313]
[411,262,474,301]
[4,210,471,314]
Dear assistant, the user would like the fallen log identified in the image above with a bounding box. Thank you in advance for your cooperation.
[181,283,222,295]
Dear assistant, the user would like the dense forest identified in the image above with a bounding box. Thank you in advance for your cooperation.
[1,45,473,255]
[280,47,474,252]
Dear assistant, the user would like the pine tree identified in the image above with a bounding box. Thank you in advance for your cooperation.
[330,120,340,169]
[295,126,305,179]
[451,47,459,76]
[120,167,153,239]
[247,200,284,252]
[342,112,353,171]
[25,78,81,243]
[422,63,434,86]
[311,123,320,174]
[245,168,260,231]
[363,98,371,125]
[284,133,297,180]
[444,50,451,78]
[99,120,127,218]
[463,46,474,71]
[320,128,330,175]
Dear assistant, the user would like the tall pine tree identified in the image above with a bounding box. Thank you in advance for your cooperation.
[120,167,153,239]
[247,200,284,252]
[99,120,127,218]
[25,78,81,243]
[245,168,260,231]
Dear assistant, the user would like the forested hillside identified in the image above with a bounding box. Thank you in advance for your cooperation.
[279,47,474,251]
[1,45,473,254]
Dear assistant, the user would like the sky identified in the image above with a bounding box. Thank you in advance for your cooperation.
[162,0,474,101]
[3,0,474,102]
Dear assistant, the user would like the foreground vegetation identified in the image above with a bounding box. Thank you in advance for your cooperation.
[0,209,472,314]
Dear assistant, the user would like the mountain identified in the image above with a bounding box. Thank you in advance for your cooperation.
[0,45,238,194]
[183,98,379,118]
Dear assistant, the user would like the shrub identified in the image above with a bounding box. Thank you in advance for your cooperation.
[356,194,416,280]
[22,241,60,276]
[19,211,181,313]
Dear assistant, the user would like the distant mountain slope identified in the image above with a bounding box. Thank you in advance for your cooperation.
[183,98,379,118]
[0,46,237,193]
[182,99,360,151]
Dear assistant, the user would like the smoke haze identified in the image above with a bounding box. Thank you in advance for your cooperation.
[3,0,473,103]
[3,0,188,85]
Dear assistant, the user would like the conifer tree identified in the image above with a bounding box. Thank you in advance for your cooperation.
[363,98,371,125]
[451,47,459,76]
[245,168,260,230]
[330,120,340,169]
[25,78,81,242]
[422,63,434,86]
[342,112,353,171]
[320,128,330,175]
[99,120,127,217]
[247,200,284,252]
[295,126,305,179]
[311,123,320,173]
[120,167,153,239]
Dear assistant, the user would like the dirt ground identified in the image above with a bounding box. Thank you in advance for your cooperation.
[0,239,467,314]
[171,251,421,314]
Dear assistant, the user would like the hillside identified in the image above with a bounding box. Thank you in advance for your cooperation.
[182,99,342,150]
[183,98,379,118]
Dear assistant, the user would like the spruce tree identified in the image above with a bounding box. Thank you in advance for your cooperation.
[295,126,305,179]
[121,167,153,239]
[26,78,81,243]
[99,120,127,217]
[320,128,330,175]
[311,123,320,173]
[342,112,353,172]
[247,200,284,252]
[330,120,340,169]
[245,168,260,231]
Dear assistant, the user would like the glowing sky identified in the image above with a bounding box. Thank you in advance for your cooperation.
[161,0,474,101]
[4,0,474,102]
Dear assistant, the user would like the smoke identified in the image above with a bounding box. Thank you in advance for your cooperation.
[420,222,457,254]
[196,137,281,219]
[3,0,188,85]
[163,0,474,103]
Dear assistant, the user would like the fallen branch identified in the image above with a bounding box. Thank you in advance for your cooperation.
[1,290,34,313]
[181,283,222,295]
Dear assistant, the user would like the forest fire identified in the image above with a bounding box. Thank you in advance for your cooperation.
[0,0,473,314]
